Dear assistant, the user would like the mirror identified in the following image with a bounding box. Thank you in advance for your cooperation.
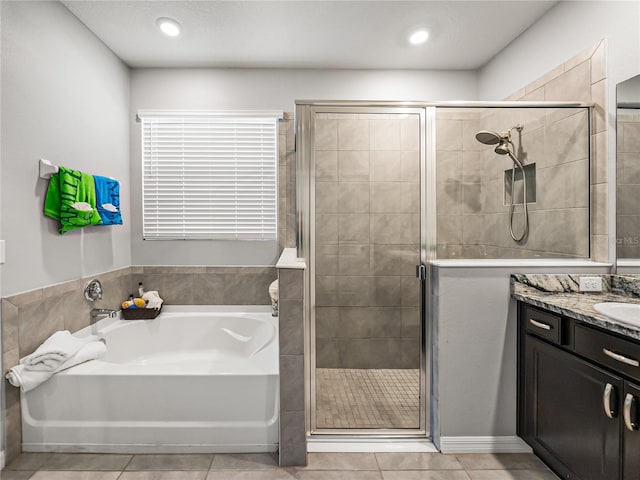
[617,74,640,271]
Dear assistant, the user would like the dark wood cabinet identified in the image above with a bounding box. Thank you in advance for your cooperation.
[522,333,621,479]
[623,382,640,479]
[518,303,640,480]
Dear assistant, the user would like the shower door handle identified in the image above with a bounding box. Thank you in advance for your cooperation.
[416,264,426,280]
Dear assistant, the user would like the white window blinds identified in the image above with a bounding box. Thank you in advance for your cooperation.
[139,111,281,240]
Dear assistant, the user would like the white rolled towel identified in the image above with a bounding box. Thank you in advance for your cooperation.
[21,330,100,372]
[7,340,106,392]
[142,290,164,309]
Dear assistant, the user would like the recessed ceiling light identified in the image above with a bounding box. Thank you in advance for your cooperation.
[156,17,181,37]
[408,29,429,45]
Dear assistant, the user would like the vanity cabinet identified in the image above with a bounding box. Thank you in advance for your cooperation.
[518,303,640,480]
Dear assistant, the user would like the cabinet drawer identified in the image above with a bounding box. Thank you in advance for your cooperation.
[523,305,562,344]
[574,324,640,382]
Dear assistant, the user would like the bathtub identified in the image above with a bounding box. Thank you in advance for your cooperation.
[21,305,279,454]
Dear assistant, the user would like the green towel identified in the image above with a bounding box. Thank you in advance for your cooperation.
[44,167,102,234]
[44,172,62,221]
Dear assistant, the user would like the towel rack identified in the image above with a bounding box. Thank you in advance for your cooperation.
[39,159,59,179]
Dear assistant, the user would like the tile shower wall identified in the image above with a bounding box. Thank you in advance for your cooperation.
[1,265,276,463]
[314,113,421,370]
[279,113,297,251]
[436,40,606,260]
[512,39,607,262]
[617,109,640,258]
[436,106,590,258]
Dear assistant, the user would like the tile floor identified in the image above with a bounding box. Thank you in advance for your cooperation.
[316,368,420,429]
[0,452,560,480]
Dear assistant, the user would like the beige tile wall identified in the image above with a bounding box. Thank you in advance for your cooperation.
[279,112,297,251]
[314,112,421,369]
[1,266,132,462]
[482,106,589,258]
[436,40,606,261]
[277,268,306,466]
[436,109,482,258]
[511,39,608,262]
[617,109,640,258]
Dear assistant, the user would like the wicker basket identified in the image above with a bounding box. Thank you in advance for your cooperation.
[122,305,162,320]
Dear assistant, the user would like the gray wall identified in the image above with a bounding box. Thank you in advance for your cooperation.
[479,1,640,102]
[129,68,478,266]
[432,263,611,446]
[618,73,640,105]
[1,1,131,296]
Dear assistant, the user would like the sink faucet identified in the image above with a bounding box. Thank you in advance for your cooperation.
[90,308,117,319]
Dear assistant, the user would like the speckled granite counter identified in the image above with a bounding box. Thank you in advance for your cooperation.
[511,274,640,341]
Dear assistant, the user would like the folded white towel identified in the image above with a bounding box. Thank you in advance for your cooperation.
[7,340,106,392]
[21,330,99,372]
[142,290,164,310]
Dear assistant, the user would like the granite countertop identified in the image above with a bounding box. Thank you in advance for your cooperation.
[511,274,640,341]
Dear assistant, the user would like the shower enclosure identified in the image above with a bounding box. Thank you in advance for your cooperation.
[297,103,428,435]
[296,102,591,438]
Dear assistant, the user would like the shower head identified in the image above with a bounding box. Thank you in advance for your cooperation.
[494,139,510,155]
[475,130,512,156]
[476,124,524,148]
[476,125,525,162]
[475,130,502,145]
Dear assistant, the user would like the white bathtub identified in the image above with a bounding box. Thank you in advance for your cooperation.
[21,305,279,454]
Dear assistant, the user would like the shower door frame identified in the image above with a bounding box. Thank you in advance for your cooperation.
[298,102,434,437]
[297,100,593,439]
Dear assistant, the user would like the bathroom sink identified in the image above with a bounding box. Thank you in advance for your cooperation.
[594,302,640,327]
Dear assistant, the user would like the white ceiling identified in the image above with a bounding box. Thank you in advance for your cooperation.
[62,1,558,70]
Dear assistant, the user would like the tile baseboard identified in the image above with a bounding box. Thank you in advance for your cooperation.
[439,436,532,454]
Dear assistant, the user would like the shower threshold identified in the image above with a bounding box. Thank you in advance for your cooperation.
[307,436,435,453]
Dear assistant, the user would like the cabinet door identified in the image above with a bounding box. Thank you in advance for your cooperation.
[524,334,621,480]
[623,382,640,479]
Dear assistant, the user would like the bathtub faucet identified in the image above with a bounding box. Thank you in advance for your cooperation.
[90,308,117,319]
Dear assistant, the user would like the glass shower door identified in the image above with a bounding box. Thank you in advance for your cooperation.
[310,107,425,432]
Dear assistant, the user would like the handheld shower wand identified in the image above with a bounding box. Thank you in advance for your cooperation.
[475,125,529,242]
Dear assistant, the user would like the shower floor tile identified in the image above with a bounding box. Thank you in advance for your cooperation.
[316,368,420,429]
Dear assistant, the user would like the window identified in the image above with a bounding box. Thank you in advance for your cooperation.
[139,110,281,240]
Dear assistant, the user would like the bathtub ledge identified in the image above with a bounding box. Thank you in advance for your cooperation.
[277,248,306,269]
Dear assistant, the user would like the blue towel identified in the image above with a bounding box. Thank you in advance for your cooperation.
[93,175,122,225]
